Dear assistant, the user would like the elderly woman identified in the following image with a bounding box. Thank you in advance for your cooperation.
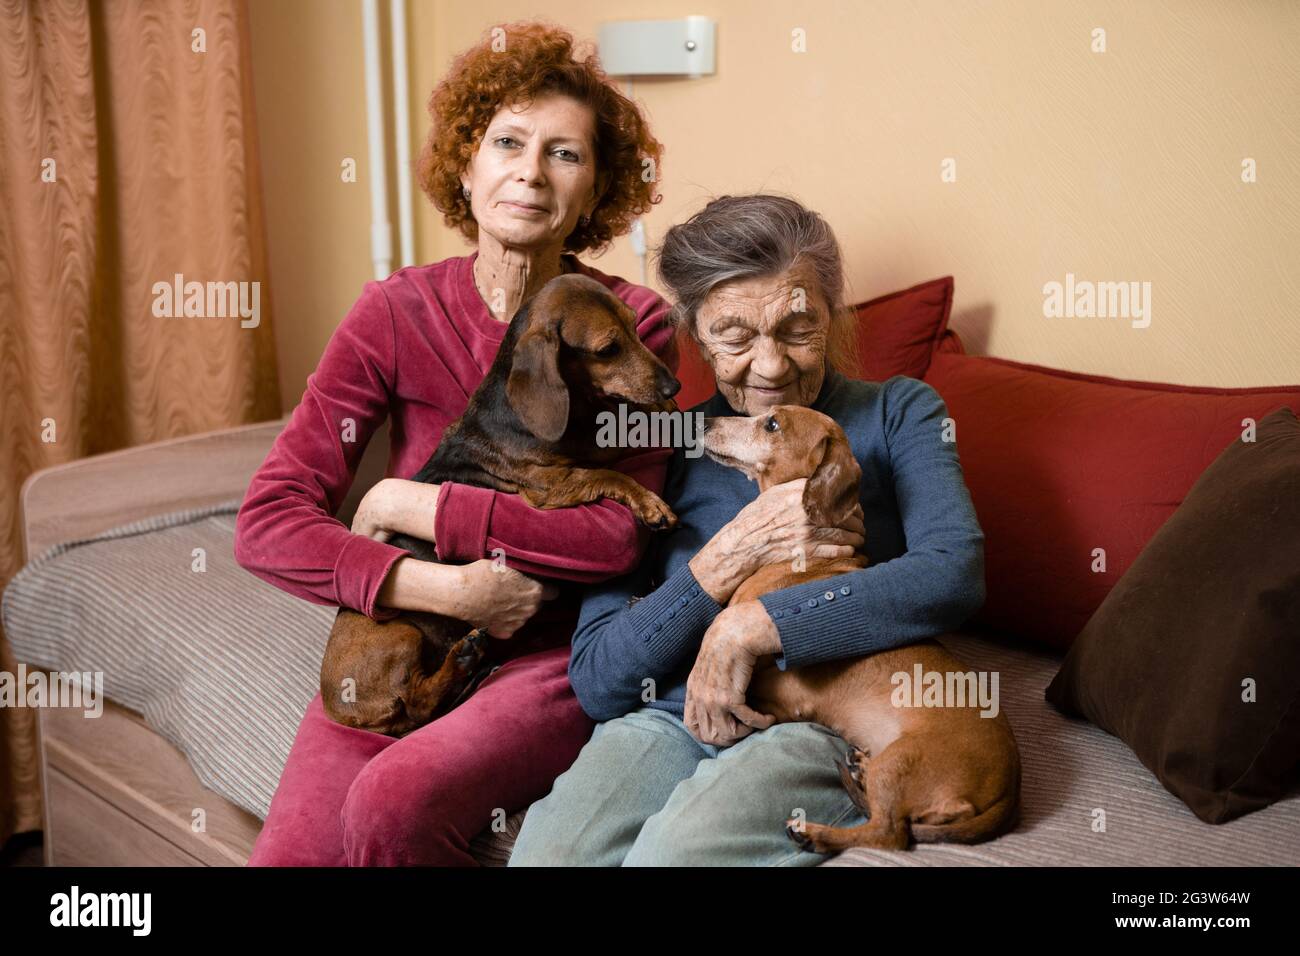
[235,23,676,866]
[509,194,987,866]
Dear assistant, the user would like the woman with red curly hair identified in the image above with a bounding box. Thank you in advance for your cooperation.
[235,21,673,866]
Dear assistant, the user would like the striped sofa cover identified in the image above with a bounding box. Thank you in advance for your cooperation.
[4,501,1299,866]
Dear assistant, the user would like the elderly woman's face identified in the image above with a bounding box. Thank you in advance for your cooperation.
[694,265,832,415]
[461,93,600,252]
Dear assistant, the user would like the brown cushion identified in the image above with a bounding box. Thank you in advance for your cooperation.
[1045,406,1300,823]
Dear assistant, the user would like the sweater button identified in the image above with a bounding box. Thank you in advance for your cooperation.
[807,599,817,608]
[680,596,688,605]
[824,591,835,601]
[841,586,851,595]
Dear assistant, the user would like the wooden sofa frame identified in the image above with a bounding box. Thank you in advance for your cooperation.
[17,416,390,866]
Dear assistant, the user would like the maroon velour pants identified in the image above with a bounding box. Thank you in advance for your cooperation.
[247,645,594,866]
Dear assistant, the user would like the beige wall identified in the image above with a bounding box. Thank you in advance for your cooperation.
[250,0,373,412]
[252,0,1300,412]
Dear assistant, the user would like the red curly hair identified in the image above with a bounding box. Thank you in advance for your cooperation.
[416,21,664,255]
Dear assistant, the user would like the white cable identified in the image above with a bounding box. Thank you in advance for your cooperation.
[623,77,649,287]
[630,219,648,286]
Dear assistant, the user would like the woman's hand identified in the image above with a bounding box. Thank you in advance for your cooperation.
[351,478,442,544]
[442,559,559,638]
[374,557,557,637]
[359,479,557,635]
[688,479,865,604]
[684,601,780,747]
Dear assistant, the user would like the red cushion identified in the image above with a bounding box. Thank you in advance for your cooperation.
[924,351,1300,651]
[671,334,720,410]
[673,275,956,409]
[855,275,954,381]
[936,328,966,355]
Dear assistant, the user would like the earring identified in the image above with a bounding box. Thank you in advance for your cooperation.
[462,185,471,200]
[579,213,590,227]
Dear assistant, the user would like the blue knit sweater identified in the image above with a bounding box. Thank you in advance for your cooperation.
[567,370,986,723]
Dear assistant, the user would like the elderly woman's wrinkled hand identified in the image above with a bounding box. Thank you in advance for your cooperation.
[684,601,780,747]
[733,479,863,565]
[688,479,864,605]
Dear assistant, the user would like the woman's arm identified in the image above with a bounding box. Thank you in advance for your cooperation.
[432,295,679,582]
[567,462,865,722]
[754,376,987,671]
[567,559,725,723]
[434,446,674,580]
[234,281,409,622]
[374,554,556,637]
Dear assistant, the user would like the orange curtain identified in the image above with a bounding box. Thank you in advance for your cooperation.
[0,0,280,847]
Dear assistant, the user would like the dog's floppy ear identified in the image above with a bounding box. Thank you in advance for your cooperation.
[803,431,862,528]
[506,319,569,442]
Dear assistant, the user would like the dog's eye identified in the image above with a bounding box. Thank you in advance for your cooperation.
[764,416,780,432]
[595,342,621,359]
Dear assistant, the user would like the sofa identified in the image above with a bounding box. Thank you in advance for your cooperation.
[6,276,1298,866]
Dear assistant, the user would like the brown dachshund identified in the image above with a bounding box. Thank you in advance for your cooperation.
[321,273,680,737]
[700,405,1021,851]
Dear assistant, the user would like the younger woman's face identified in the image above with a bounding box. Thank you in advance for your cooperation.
[461,93,603,252]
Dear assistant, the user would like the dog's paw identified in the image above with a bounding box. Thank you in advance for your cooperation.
[634,494,678,531]
[838,751,873,816]
[784,819,815,852]
[838,761,858,797]
[452,631,487,672]
[842,746,868,780]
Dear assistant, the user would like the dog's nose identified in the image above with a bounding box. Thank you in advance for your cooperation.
[657,371,681,400]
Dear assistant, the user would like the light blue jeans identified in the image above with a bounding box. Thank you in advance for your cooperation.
[508,705,867,866]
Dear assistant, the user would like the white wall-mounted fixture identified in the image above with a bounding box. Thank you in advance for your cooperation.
[598,16,716,78]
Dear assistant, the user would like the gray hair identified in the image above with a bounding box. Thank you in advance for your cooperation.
[654,194,858,376]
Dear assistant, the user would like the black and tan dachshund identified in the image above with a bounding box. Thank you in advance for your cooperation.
[320,274,680,736]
